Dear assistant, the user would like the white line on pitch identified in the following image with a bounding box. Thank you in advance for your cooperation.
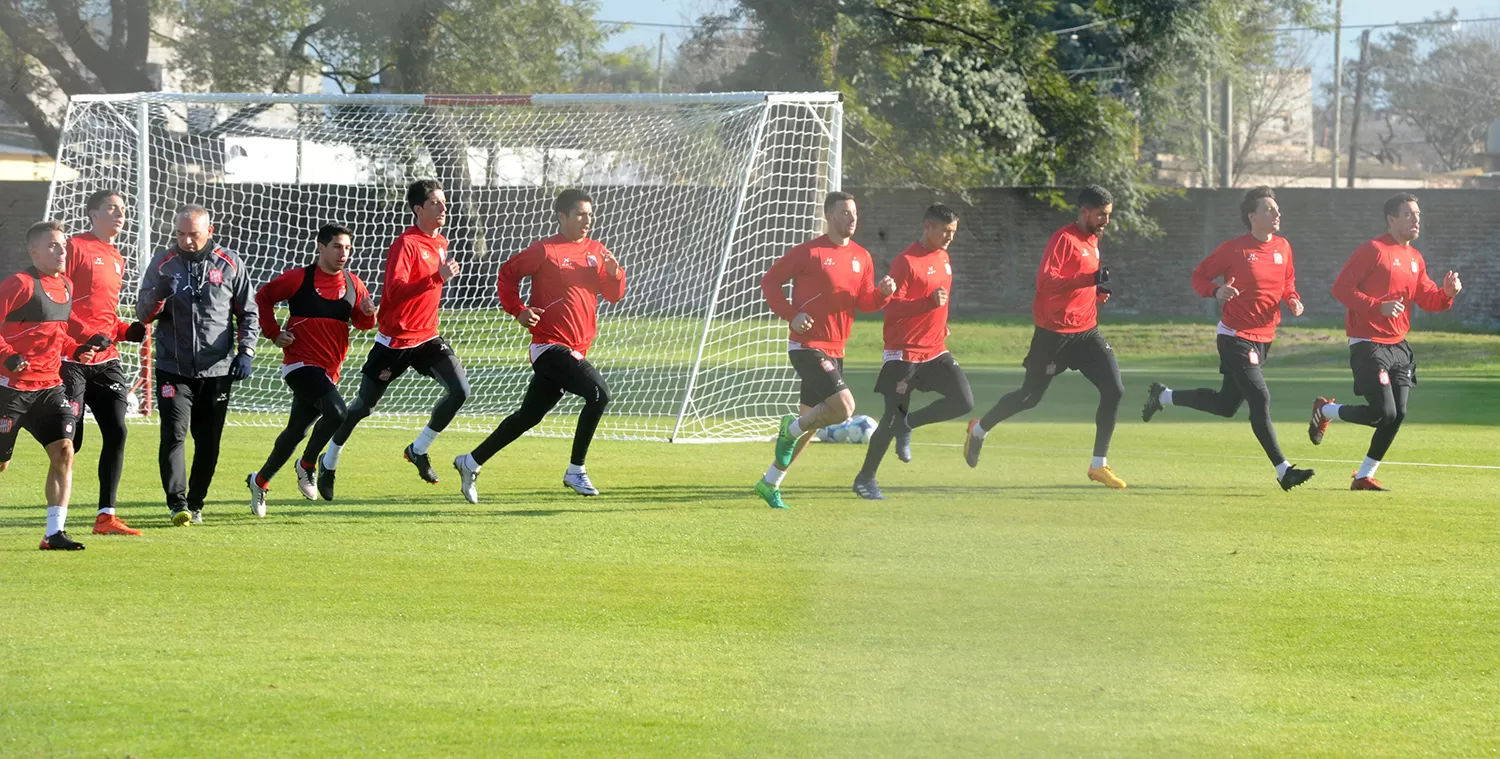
[912,442,1500,470]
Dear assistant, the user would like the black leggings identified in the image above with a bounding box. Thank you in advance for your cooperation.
[1172,369,1285,464]
[259,374,348,482]
[859,379,974,479]
[334,352,470,445]
[1338,383,1410,461]
[472,348,611,467]
[72,381,129,510]
[980,352,1124,458]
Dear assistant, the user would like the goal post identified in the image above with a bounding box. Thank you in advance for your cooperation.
[44,91,843,442]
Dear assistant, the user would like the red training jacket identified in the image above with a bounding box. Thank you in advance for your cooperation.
[376,226,449,349]
[257,265,376,382]
[1190,233,1300,343]
[1332,234,1453,343]
[0,269,80,391]
[63,232,133,365]
[1032,223,1103,334]
[496,235,626,358]
[883,241,952,363]
[761,234,889,358]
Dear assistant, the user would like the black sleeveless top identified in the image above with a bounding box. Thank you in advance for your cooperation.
[287,265,356,321]
[4,268,71,323]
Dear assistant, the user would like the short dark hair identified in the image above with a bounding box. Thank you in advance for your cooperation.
[27,219,65,246]
[1240,186,1276,229]
[317,223,353,246]
[923,203,958,225]
[406,179,442,213]
[824,191,856,215]
[554,189,593,215]
[1078,185,1113,210]
[1384,192,1419,220]
[86,189,123,213]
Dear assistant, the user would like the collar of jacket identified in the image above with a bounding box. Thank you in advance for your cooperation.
[176,240,218,263]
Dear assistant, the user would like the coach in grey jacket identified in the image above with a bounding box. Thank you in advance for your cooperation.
[137,204,257,524]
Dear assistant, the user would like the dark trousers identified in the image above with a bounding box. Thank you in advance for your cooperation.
[1173,363,1284,464]
[259,367,348,482]
[157,371,234,512]
[1339,384,1411,461]
[860,357,974,479]
[472,348,611,467]
[980,344,1123,458]
[334,344,470,446]
[65,361,130,510]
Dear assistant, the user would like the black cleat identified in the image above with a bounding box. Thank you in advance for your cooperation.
[403,444,440,484]
[852,475,886,500]
[316,459,337,501]
[894,413,913,463]
[962,419,985,468]
[39,531,85,550]
[1278,465,1316,491]
[1142,381,1166,422]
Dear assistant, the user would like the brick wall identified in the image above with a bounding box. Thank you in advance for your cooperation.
[0,181,50,273]
[847,187,1500,326]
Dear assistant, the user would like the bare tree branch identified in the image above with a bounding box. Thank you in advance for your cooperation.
[1,57,61,155]
[870,2,1007,54]
[46,0,152,91]
[0,3,100,95]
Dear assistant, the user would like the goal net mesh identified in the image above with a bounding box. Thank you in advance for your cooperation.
[45,92,842,442]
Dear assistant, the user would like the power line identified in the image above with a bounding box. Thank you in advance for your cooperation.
[596,19,756,32]
[1277,14,1500,33]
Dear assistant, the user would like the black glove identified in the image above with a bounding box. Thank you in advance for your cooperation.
[2,353,23,372]
[73,334,113,360]
[1094,267,1110,286]
[230,350,254,380]
[124,321,147,342]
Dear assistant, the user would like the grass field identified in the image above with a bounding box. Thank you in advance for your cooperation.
[3,321,1499,756]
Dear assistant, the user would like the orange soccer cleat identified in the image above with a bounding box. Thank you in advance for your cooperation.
[1350,476,1389,492]
[1088,466,1128,489]
[93,513,143,536]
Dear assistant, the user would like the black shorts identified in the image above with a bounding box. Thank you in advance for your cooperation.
[1216,334,1270,376]
[1021,326,1114,379]
[874,352,968,397]
[284,365,338,401]
[1350,340,1417,397]
[360,337,459,385]
[62,359,128,412]
[788,349,847,408]
[0,384,77,462]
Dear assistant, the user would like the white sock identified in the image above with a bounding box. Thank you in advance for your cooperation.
[1275,461,1291,479]
[787,418,804,438]
[97,507,115,516]
[567,463,586,475]
[457,453,480,473]
[1091,456,1107,470]
[971,423,988,440]
[1160,388,1174,406]
[411,426,440,455]
[763,465,787,487]
[322,441,344,470]
[1321,403,1341,421]
[1356,457,1380,479]
[46,505,66,535]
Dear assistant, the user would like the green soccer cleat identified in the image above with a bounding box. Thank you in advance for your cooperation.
[773,414,798,469]
[754,479,789,510]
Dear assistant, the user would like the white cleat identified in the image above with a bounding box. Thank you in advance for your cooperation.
[247,473,267,518]
[294,462,317,501]
[454,456,480,504]
[563,470,599,497]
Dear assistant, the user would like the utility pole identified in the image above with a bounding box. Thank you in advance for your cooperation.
[1346,28,1371,188]
[656,32,666,93]
[1330,0,1343,188]
[1220,76,1234,188]
[1202,69,1214,187]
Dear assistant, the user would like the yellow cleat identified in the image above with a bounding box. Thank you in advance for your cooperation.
[1088,466,1127,489]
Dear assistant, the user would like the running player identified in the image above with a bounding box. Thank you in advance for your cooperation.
[1309,193,1462,491]
[1140,186,1315,491]
[756,191,896,509]
[320,180,469,496]
[452,189,625,502]
[962,185,1127,488]
[62,189,148,534]
[852,203,973,500]
[247,224,376,515]
[2,220,103,549]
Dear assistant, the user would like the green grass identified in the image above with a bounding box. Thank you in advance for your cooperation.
[3,323,1500,756]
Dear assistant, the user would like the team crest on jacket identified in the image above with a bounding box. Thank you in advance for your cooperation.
[208,269,223,285]
[851,259,861,272]
[1411,260,1418,273]
[587,255,598,268]
[1273,252,1284,264]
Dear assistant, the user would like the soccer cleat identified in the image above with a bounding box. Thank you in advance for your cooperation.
[1351,476,1389,492]
[754,479,788,509]
[39,531,85,550]
[1088,466,1128,489]
[190,510,204,525]
[563,470,599,497]
[852,475,886,500]
[171,509,192,527]
[1278,466,1316,491]
[1142,381,1166,422]
[454,456,480,504]
[316,460,336,501]
[247,473,268,518]
[404,444,440,484]
[294,461,317,501]
[894,413,913,464]
[93,513,142,536]
[962,419,985,468]
[773,414,798,469]
[1308,396,1334,445]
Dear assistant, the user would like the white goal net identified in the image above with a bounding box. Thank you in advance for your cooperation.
[45,92,842,442]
